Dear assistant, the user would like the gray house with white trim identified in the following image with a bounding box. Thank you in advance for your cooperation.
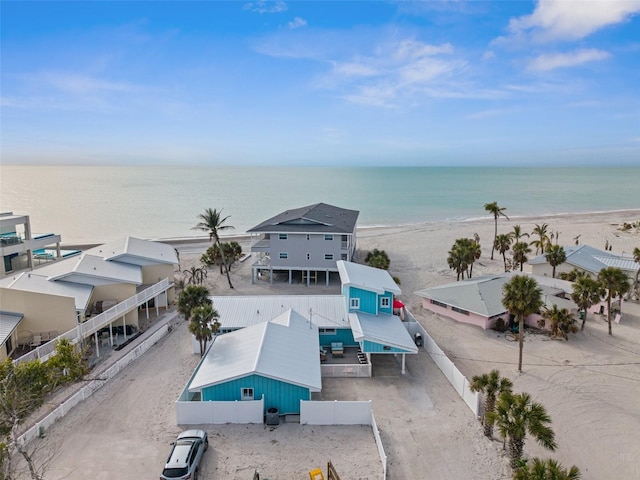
[248,203,359,285]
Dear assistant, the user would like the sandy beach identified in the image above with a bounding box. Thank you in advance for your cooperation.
[31,210,640,480]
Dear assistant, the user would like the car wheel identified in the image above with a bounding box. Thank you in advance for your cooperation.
[204,439,209,451]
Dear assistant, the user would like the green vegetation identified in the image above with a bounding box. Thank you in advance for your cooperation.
[364,249,390,270]
[178,285,212,322]
[188,303,221,357]
[597,267,631,335]
[447,237,481,280]
[502,275,543,372]
[513,458,581,480]
[469,370,513,438]
[570,276,602,331]
[484,201,509,260]
[193,208,235,289]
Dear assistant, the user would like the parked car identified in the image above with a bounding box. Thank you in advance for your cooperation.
[160,429,208,480]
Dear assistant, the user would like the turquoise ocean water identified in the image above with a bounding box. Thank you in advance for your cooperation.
[0,165,638,244]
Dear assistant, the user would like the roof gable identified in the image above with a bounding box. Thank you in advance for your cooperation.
[530,244,639,274]
[188,309,322,392]
[247,203,359,234]
[337,260,401,295]
[86,236,179,266]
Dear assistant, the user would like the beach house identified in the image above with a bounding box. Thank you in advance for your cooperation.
[529,244,639,285]
[0,212,77,278]
[247,203,359,286]
[414,272,579,330]
[0,237,178,361]
[182,309,322,418]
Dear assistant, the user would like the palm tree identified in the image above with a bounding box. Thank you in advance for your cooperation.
[512,241,532,272]
[571,276,602,331]
[495,234,512,272]
[558,268,587,282]
[447,238,475,280]
[365,249,390,270]
[182,265,208,285]
[545,245,566,278]
[484,201,509,260]
[542,304,574,340]
[469,370,513,438]
[468,239,481,278]
[502,275,543,372]
[188,303,221,357]
[177,284,211,322]
[531,223,550,255]
[597,267,631,335]
[488,391,557,469]
[193,208,235,289]
[513,458,581,480]
[510,225,530,244]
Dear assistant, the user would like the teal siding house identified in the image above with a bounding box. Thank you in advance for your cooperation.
[187,309,322,415]
[337,261,418,373]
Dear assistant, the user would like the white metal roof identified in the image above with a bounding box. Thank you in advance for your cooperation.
[45,253,142,285]
[210,295,350,330]
[337,260,401,295]
[530,244,639,274]
[1,272,93,310]
[86,237,179,266]
[0,311,23,347]
[349,312,418,353]
[188,309,322,393]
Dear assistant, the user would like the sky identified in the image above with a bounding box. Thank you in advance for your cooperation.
[1,0,639,167]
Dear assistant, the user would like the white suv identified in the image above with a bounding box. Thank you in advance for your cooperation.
[160,429,208,480]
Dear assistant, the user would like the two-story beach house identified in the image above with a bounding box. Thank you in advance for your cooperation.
[337,260,418,374]
[1,212,77,278]
[0,236,178,362]
[247,203,359,286]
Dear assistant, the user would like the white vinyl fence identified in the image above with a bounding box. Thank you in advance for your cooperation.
[404,313,479,417]
[176,397,264,425]
[17,325,170,447]
[301,400,387,479]
[320,363,371,378]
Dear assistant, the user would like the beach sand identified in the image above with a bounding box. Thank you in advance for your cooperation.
[33,210,640,480]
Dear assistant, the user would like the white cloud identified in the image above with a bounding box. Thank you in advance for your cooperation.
[39,72,136,94]
[527,48,610,71]
[288,17,307,29]
[466,109,512,120]
[393,39,454,59]
[506,0,640,42]
[243,1,287,14]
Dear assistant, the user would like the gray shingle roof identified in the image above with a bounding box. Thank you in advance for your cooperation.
[247,203,359,234]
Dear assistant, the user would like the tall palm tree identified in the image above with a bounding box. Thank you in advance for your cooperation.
[503,275,543,372]
[188,303,221,357]
[469,370,513,438]
[193,208,235,289]
[531,223,550,255]
[448,238,475,280]
[488,391,557,469]
[177,284,211,322]
[513,458,581,480]
[484,201,509,260]
[542,304,574,340]
[510,225,530,244]
[494,234,512,272]
[512,241,532,272]
[571,276,602,331]
[545,245,566,278]
[597,267,631,335]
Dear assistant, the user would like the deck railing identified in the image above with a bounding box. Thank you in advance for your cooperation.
[13,278,171,365]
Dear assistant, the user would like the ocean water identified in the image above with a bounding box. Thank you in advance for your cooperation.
[0,165,638,245]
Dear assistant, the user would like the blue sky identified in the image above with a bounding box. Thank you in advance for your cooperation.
[1,1,639,166]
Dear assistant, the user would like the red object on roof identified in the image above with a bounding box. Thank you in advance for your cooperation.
[393,299,404,309]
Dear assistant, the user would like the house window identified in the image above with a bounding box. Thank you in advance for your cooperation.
[380,297,390,308]
[241,388,254,400]
[319,328,336,335]
[341,253,348,260]
[324,234,333,241]
[452,306,470,316]
[279,233,288,240]
[383,345,391,351]
[430,299,447,308]
[279,252,288,259]
[324,254,333,260]
[306,234,310,241]
[350,298,360,310]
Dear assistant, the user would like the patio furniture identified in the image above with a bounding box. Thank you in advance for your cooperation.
[30,335,42,348]
[331,342,343,357]
[319,349,327,362]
